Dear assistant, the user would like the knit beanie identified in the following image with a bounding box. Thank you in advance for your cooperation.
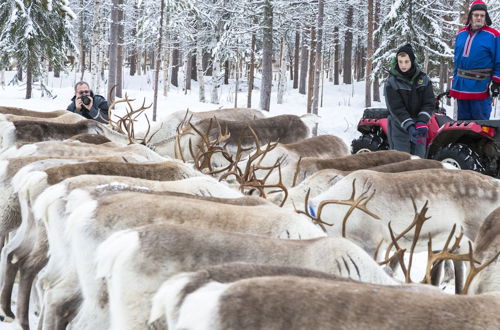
[467,0,492,26]
[396,43,416,65]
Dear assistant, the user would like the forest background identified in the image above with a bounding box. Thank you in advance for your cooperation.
[1,0,500,123]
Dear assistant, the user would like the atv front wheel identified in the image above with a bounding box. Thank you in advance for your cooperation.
[432,143,486,173]
[351,134,389,154]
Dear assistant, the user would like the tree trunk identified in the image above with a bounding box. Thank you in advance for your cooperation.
[299,29,308,95]
[277,38,287,104]
[365,0,374,107]
[312,0,324,119]
[259,0,273,111]
[171,41,179,87]
[197,44,205,102]
[17,63,22,82]
[91,0,102,93]
[235,53,240,108]
[128,5,139,77]
[107,0,119,102]
[191,56,197,80]
[25,61,32,99]
[224,60,230,85]
[343,5,354,84]
[372,0,381,102]
[333,26,339,85]
[293,29,300,89]
[79,0,85,80]
[163,0,171,96]
[116,0,124,98]
[247,22,256,108]
[211,56,221,104]
[185,52,192,91]
[307,26,316,114]
[153,0,165,121]
[439,59,446,92]
[0,69,5,87]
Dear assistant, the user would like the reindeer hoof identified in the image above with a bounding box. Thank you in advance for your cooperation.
[0,307,15,323]
[3,315,15,323]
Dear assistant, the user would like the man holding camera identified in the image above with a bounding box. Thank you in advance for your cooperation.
[67,81,109,123]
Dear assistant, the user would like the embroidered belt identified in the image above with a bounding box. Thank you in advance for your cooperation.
[458,68,493,81]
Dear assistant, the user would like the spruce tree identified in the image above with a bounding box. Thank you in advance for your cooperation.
[0,0,75,98]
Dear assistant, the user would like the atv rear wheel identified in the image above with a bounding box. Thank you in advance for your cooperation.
[351,134,389,154]
[432,143,486,173]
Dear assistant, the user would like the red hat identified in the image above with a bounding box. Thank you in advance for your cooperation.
[467,0,492,26]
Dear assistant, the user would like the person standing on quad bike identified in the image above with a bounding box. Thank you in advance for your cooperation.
[384,43,435,158]
[450,0,500,120]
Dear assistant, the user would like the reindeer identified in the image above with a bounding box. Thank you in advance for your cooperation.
[146,108,266,146]
[0,138,168,162]
[272,158,452,208]
[40,184,324,330]
[0,112,84,124]
[0,158,205,329]
[149,262,443,329]
[152,272,500,330]
[9,174,246,330]
[469,207,500,294]
[307,169,500,261]
[94,223,398,330]
[0,107,69,118]
[152,114,310,162]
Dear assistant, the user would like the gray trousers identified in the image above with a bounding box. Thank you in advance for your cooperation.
[388,115,427,158]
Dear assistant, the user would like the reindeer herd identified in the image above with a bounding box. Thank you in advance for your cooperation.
[0,101,499,330]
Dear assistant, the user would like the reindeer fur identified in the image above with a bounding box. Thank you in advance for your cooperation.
[310,169,500,257]
[470,207,500,294]
[164,274,500,330]
[94,224,397,330]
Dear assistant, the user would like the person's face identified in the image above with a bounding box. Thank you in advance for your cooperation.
[471,10,486,29]
[75,84,91,98]
[397,54,412,73]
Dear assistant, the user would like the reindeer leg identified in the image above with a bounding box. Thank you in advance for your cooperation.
[16,253,47,330]
[430,259,444,286]
[0,254,17,321]
[453,260,466,294]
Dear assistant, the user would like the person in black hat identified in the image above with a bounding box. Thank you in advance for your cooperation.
[449,0,500,120]
[384,43,435,158]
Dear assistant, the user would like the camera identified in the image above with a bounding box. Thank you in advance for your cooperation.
[81,95,91,106]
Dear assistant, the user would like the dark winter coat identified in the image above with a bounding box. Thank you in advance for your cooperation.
[384,57,435,130]
[67,93,109,124]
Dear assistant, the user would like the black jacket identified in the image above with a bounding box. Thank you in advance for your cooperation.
[384,57,435,130]
[67,93,109,124]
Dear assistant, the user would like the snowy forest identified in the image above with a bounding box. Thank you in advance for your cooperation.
[1,0,500,116]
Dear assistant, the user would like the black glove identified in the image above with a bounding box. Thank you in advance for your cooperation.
[491,82,500,98]
[407,125,425,145]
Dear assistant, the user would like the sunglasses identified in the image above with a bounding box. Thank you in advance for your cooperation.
[77,90,90,95]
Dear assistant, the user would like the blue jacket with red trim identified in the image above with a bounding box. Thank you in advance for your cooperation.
[450,25,500,100]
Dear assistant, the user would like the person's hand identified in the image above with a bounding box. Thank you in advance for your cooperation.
[491,82,500,98]
[407,125,425,145]
[415,122,428,138]
[75,97,83,111]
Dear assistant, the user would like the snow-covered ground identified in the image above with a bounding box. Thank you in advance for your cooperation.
[0,70,456,329]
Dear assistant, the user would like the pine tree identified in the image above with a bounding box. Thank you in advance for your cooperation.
[373,0,458,80]
[0,0,75,98]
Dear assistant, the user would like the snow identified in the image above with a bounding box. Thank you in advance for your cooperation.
[0,69,457,329]
[0,69,388,145]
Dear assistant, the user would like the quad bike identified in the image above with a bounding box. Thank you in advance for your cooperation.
[351,92,500,177]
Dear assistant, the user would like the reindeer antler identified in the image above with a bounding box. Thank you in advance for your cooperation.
[296,179,380,235]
